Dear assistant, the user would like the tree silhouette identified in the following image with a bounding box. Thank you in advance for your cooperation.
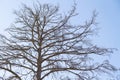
[0,2,117,80]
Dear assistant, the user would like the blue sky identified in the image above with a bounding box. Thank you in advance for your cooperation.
[0,0,120,79]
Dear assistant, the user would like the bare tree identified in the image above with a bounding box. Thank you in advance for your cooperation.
[0,3,117,80]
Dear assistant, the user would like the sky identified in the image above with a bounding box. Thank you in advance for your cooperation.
[0,0,120,79]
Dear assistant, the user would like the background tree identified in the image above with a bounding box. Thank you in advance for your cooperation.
[0,2,117,80]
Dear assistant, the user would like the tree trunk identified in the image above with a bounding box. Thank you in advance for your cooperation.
[37,48,42,80]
